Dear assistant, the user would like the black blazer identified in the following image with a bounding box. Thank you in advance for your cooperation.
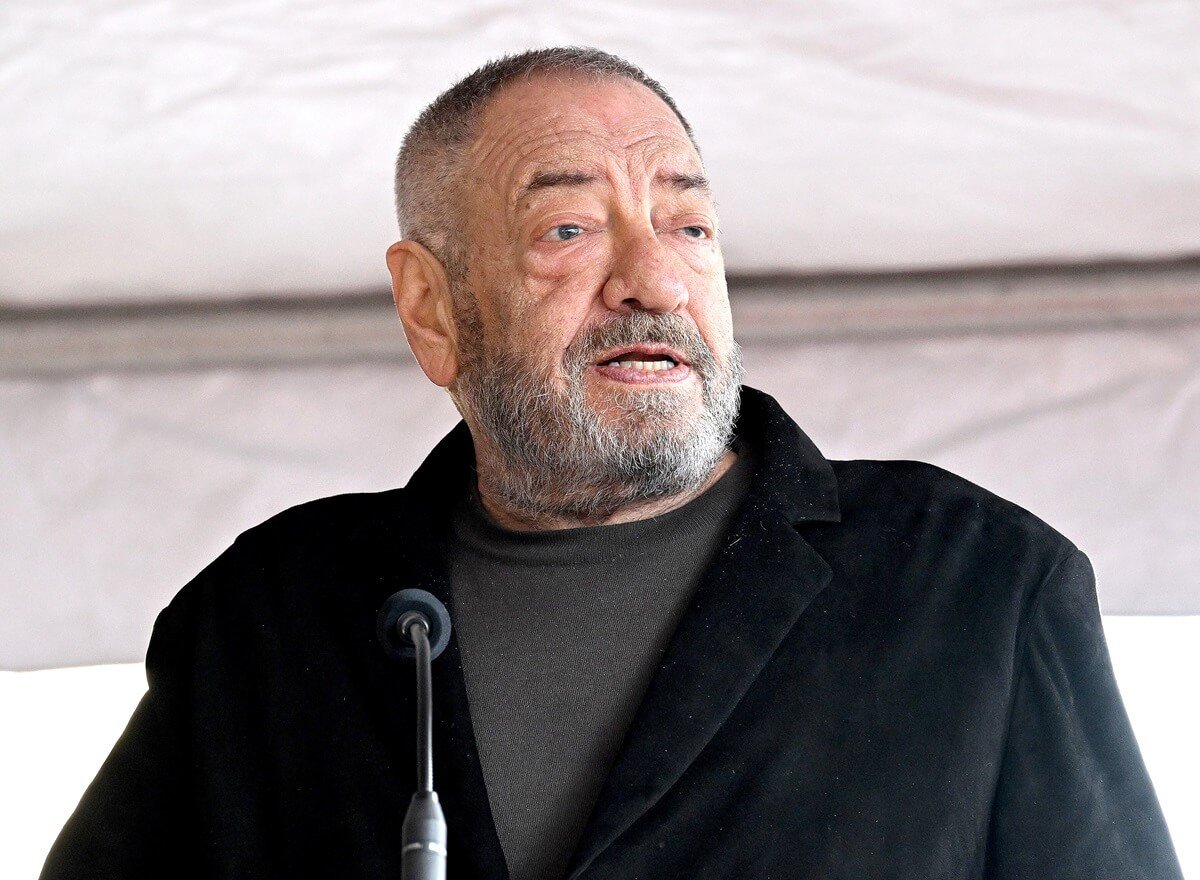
[41,386,1183,879]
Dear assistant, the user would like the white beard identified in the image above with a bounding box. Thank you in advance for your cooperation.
[451,310,744,521]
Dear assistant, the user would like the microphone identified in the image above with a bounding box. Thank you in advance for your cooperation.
[377,589,453,880]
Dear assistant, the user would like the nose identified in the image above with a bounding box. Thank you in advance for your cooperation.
[600,226,690,315]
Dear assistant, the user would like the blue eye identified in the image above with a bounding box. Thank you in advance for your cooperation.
[546,224,584,242]
[681,226,709,239]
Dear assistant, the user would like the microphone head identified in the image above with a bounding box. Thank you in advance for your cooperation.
[377,588,452,662]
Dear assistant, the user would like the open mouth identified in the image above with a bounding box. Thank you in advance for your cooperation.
[593,345,688,372]
[589,344,693,385]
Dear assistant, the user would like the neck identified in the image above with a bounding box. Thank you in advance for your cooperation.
[474,447,739,531]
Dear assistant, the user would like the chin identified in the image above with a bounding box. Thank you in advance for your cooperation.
[589,381,702,421]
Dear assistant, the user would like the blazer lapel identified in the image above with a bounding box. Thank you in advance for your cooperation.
[381,386,839,880]
[565,386,841,879]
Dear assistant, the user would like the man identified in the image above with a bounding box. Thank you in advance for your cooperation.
[42,46,1183,880]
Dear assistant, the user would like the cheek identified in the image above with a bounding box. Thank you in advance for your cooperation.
[508,278,601,351]
[691,295,735,350]
[495,310,579,380]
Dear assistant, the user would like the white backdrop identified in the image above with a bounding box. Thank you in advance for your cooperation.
[4,0,1199,667]
[2,0,1200,306]
[4,320,1198,669]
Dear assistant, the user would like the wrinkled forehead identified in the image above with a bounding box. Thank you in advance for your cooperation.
[465,75,704,207]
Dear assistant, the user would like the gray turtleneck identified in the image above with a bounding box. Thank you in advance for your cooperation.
[443,440,753,880]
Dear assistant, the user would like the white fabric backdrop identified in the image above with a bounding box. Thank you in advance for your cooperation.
[3,0,1200,306]
[3,323,1197,670]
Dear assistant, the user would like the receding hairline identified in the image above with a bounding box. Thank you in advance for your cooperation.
[459,69,705,209]
[470,72,708,206]
[393,47,703,281]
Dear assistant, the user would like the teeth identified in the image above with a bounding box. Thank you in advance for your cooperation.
[613,359,674,371]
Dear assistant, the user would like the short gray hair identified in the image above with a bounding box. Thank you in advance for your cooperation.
[393,46,702,283]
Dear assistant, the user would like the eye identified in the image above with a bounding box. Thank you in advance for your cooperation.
[543,224,585,243]
[680,225,710,240]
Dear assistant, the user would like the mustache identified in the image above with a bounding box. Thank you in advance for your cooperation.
[563,312,717,374]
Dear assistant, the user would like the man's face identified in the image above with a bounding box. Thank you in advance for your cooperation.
[449,72,742,518]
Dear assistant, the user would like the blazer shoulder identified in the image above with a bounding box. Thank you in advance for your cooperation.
[232,485,411,551]
[827,457,1079,560]
[157,486,414,622]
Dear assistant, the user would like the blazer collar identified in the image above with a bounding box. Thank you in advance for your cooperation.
[393,385,841,879]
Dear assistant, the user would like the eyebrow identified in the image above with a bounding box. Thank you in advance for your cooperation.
[514,168,712,204]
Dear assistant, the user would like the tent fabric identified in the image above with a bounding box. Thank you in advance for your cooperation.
[3,323,1197,670]
[3,0,1200,306]
[1,1,1197,667]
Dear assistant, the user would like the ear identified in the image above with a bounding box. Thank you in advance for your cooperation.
[385,240,459,387]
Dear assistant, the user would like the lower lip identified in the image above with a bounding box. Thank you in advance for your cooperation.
[590,362,692,385]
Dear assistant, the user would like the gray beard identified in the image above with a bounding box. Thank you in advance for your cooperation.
[451,310,744,522]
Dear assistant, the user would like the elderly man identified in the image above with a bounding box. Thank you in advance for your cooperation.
[43,47,1182,880]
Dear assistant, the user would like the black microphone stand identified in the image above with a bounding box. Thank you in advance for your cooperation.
[398,611,448,880]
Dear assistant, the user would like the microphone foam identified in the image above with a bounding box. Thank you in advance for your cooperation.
[377,588,452,662]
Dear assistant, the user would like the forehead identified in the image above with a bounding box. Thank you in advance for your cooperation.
[467,73,703,202]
